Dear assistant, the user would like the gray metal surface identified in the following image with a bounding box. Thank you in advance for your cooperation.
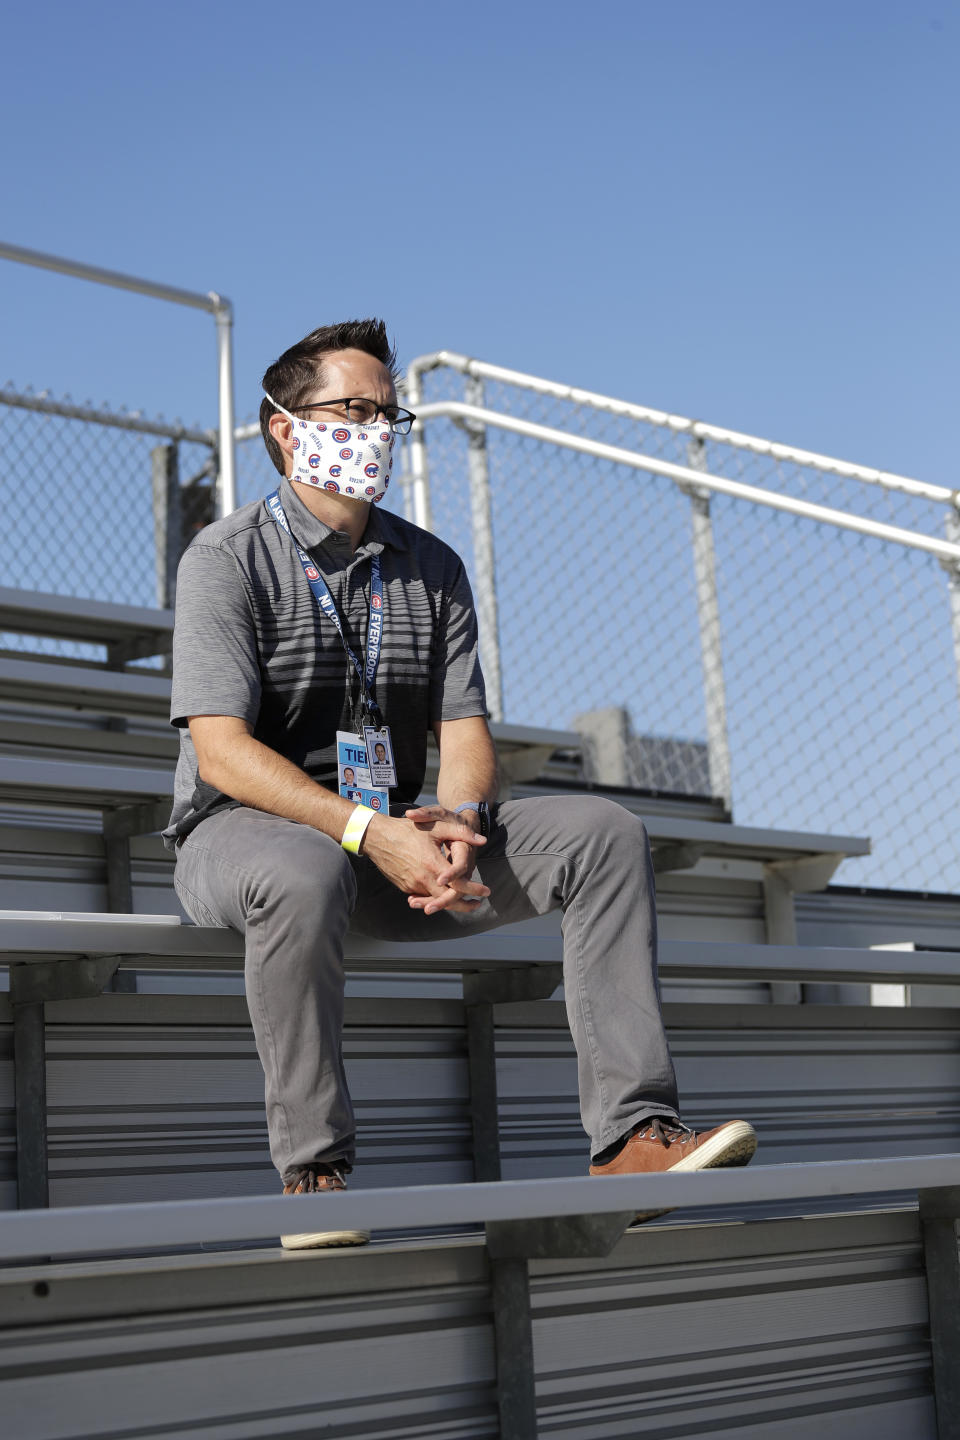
[4,917,959,985]
[0,657,171,718]
[0,753,174,809]
[0,991,950,1213]
[0,585,173,658]
[0,1209,933,1440]
[3,1155,960,1259]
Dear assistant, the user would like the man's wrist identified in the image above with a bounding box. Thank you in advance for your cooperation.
[454,800,491,837]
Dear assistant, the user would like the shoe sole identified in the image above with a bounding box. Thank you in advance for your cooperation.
[631,1121,758,1226]
[280,1230,370,1250]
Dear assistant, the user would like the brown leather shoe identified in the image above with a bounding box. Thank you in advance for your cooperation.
[280,1165,370,1251]
[589,1117,757,1224]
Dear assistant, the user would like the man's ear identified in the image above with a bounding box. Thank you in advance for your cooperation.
[268,411,294,476]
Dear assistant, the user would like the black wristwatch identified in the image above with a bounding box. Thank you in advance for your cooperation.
[454,801,492,837]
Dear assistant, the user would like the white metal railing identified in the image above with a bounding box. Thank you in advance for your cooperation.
[411,401,960,565]
[0,241,237,516]
[387,355,960,889]
[406,350,956,505]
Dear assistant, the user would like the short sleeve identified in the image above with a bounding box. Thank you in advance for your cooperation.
[428,561,488,723]
[170,543,261,728]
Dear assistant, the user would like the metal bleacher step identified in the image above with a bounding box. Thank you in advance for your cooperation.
[0,1161,954,1440]
[0,585,173,666]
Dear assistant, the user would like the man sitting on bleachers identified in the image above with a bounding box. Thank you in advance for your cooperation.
[164,318,757,1249]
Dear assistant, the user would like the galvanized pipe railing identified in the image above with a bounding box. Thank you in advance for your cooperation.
[0,241,237,516]
[407,349,955,505]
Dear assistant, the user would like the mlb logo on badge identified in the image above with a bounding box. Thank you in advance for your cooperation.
[305,566,319,580]
[371,594,383,610]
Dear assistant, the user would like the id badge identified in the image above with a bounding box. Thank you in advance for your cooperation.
[336,730,388,812]
[362,724,398,790]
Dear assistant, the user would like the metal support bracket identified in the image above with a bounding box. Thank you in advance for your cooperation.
[651,841,706,875]
[763,853,845,1003]
[489,1257,537,1440]
[105,634,172,668]
[486,1209,636,1261]
[485,1209,635,1438]
[102,804,168,982]
[463,965,563,1008]
[462,966,563,1184]
[10,956,123,1210]
[920,1187,960,1440]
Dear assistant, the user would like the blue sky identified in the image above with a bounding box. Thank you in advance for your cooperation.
[1,0,956,482]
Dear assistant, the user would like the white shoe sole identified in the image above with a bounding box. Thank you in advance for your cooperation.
[631,1120,758,1225]
[668,1120,758,1173]
[280,1229,370,1250]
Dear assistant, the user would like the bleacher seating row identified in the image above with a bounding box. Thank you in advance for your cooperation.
[1,587,959,1438]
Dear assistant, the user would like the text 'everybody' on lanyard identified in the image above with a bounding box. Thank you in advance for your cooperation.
[266,490,383,724]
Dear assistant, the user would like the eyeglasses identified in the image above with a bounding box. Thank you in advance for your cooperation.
[292,397,417,434]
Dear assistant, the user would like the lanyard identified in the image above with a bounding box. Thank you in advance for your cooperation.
[266,489,384,724]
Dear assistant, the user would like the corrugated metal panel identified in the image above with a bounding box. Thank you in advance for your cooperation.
[531,1211,932,1438]
[39,998,473,1206]
[496,1001,960,1179]
[0,1246,498,1439]
[1,993,956,1207]
[0,1210,934,1439]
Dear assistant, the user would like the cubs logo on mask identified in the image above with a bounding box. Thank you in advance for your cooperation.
[264,392,395,504]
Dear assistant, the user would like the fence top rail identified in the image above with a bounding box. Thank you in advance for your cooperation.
[0,1155,957,1260]
[0,384,215,446]
[414,401,960,565]
[0,240,231,319]
[407,350,953,506]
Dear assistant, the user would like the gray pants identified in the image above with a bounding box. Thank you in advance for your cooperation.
[173,795,679,1185]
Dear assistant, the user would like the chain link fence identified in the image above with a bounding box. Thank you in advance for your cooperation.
[412,361,960,894]
[0,383,216,660]
[3,368,957,893]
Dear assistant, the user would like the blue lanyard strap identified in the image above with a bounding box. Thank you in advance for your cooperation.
[267,490,383,723]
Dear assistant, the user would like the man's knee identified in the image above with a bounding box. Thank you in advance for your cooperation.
[564,794,649,854]
[252,824,357,920]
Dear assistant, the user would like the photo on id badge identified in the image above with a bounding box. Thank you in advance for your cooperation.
[337,730,389,810]
[363,725,397,789]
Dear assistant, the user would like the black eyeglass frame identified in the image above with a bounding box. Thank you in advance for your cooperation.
[290,396,417,434]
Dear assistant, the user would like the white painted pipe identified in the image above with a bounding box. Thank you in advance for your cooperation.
[407,351,952,505]
[412,402,960,564]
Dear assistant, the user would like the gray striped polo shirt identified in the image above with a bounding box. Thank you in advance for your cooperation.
[163,477,487,847]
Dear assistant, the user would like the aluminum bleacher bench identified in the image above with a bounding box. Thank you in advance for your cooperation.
[0,743,871,913]
[1,1156,959,1439]
[5,913,958,1213]
[0,586,173,667]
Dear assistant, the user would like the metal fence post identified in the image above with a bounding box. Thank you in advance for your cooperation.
[464,376,505,724]
[151,442,181,610]
[402,365,433,532]
[685,437,733,812]
[944,503,960,720]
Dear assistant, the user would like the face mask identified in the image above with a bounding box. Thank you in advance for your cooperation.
[264,392,395,503]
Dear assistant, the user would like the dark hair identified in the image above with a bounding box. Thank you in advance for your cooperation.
[259,318,399,476]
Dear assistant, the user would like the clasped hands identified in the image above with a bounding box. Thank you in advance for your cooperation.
[361,804,490,915]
